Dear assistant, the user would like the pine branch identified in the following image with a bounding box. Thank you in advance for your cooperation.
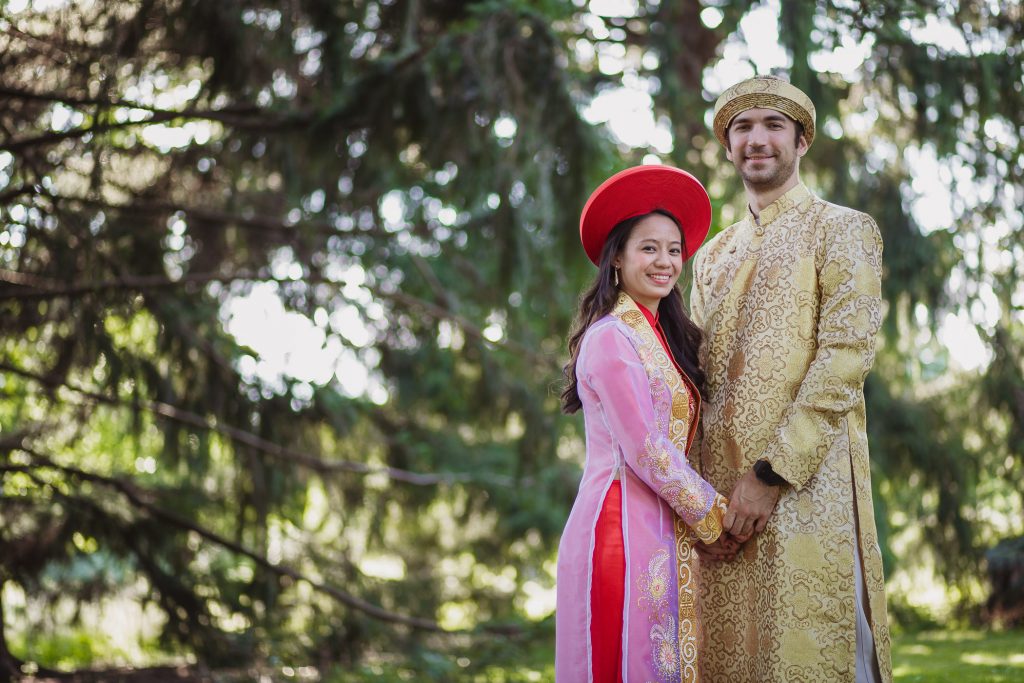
[0,268,554,367]
[0,361,499,486]
[1,110,182,154]
[0,267,274,297]
[13,447,520,635]
[0,22,76,64]
[0,85,263,119]
[0,101,309,154]
[46,191,348,237]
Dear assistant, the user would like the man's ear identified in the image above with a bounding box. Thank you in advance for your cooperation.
[796,133,809,157]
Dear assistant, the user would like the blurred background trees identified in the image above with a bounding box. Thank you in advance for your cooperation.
[1,0,1022,677]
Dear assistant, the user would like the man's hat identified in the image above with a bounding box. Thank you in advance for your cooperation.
[713,76,816,148]
[579,165,711,266]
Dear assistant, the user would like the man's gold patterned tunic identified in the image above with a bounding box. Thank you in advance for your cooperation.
[690,183,893,682]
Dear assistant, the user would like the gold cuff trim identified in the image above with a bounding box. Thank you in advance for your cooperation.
[691,494,728,544]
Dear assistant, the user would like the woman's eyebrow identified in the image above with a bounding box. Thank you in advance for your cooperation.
[637,237,682,245]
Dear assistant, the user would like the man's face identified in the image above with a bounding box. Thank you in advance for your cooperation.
[725,108,807,192]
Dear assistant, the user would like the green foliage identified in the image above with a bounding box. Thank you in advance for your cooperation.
[1,0,1023,674]
[11,628,129,669]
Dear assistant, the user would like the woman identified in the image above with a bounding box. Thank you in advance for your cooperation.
[555,166,736,683]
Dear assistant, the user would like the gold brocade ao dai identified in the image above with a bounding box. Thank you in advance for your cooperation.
[690,184,893,682]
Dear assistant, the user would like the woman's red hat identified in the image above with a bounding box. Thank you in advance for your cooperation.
[579,165,712,266]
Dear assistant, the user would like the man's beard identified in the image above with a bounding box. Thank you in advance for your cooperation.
[738,148,797,192]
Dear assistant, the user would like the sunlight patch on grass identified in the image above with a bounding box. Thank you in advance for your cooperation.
[894,630,1024,683]
[961,652,1024,666]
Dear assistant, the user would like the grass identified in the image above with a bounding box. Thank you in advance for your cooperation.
[420,628,1024,682]
[893,630,1024,682]
[15,627,1024,681]
[459,629,1024,683]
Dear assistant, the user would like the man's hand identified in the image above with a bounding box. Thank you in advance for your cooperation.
[695,534,742,562]
[723,469,782,540]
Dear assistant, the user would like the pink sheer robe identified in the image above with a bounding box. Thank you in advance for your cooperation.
[556,293,727,683]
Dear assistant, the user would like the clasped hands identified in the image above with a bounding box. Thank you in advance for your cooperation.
[696,468,781,562]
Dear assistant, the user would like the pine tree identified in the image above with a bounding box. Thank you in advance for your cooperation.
[1,0,1022,674]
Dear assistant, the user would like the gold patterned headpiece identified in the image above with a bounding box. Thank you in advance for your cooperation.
[713,76,816,148]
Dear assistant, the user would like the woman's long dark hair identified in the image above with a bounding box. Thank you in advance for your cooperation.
[561,209,706,414]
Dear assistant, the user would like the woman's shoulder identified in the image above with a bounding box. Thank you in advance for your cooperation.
[579,315,640,359]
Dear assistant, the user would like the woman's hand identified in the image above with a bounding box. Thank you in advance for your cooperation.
[695,533,742,562]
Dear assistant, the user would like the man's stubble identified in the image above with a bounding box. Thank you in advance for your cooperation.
[736,146,798,194]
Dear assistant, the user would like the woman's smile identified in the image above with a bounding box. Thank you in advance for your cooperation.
[614,213,684,312]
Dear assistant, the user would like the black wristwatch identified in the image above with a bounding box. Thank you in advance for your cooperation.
[753,459,787,486]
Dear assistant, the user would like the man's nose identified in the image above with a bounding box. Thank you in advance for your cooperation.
[747,124,769,145]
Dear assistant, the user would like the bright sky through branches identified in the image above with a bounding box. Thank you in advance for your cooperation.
[120,0,998,397]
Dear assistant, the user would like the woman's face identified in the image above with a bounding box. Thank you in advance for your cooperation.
[613,213,683,312]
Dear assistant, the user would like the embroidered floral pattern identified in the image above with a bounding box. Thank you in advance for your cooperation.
[638,549,679,680]
[638,548,671,616]
[650,621,681,679]
[638,435,715,526]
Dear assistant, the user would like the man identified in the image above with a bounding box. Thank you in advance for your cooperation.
[690,75,893,682]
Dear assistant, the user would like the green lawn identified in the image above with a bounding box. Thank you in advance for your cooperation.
[893,630,1024,682]
[453,629,1024,683]
[17,627,1024,682]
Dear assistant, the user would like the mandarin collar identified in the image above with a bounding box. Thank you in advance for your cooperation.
[634,300,659,328]
[748,183,812,227]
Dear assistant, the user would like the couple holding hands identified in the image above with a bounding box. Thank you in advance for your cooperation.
[555,76,893,683]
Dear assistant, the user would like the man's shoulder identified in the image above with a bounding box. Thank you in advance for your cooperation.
[808,193,877,227]
[806,194,883,253]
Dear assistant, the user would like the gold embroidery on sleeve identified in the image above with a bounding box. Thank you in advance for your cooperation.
[690,495,728,544]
